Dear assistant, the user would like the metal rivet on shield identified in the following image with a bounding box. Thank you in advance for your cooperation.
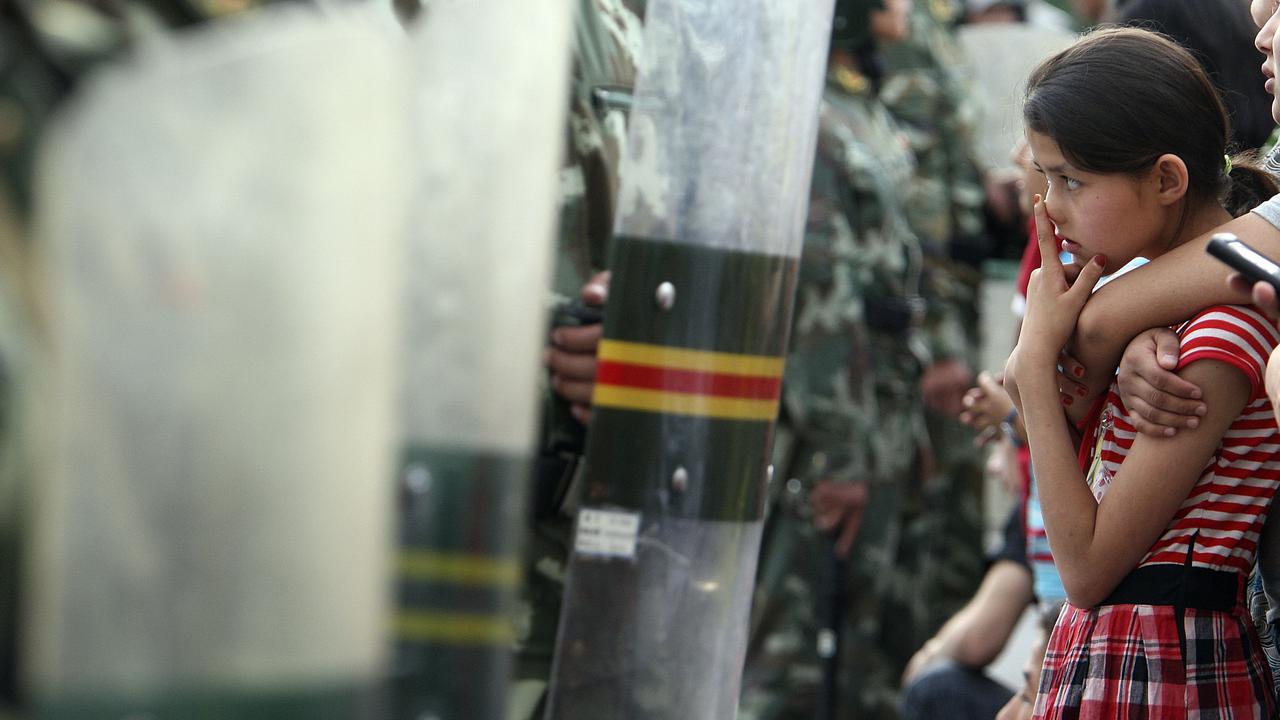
[404,463,433,495]
[672,466,689,493]
[655,282,676,311]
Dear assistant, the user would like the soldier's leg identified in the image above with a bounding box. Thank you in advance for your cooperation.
[739,486,828,720]
[837,473,904,720]
[917,412,985,635]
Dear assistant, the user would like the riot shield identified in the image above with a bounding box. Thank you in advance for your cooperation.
[392,1,571,718]
[545,2,834,718]
[26,8,411,718]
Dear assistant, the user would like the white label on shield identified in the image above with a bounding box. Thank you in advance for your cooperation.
[574,508,641,559]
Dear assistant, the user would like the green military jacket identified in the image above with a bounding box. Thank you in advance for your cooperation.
[780,63,924,488]
[880,0,986,366]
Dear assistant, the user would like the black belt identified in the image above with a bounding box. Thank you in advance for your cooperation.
[1100,557,1241,659]
[1101,564,1239,612]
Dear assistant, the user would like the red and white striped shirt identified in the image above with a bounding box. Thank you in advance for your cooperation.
[1082,305,1280,574]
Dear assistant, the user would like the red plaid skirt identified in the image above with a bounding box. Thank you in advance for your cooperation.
[1032,596,1276,719]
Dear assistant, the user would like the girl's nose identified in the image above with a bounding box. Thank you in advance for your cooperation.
[1258,15,1275,54]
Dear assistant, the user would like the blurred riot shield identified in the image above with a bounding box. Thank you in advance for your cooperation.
[26,9,411,718]
[545,2,834,718]
[392,1,570,718]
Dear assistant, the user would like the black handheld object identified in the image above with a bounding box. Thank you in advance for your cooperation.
[551,299,604,328]
[1207,232,1280,295]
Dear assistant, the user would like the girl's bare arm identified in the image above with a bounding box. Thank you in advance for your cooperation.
[1066,213,1277,422]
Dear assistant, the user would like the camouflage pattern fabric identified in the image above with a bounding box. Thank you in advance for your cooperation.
[739,61,927,720]
[879,0,987,650]
[509,1,641,718]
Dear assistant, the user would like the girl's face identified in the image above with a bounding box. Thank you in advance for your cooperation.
[1252,0,1280,123]
[1026,130,1163,274]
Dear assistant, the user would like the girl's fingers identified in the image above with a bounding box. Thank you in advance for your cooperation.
[1033,195,1062,273]
[1066,254,1107,302]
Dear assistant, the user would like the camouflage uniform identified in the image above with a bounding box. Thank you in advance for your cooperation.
[739,58,927,720]
[879,0,987,650]
[509,1,641,717]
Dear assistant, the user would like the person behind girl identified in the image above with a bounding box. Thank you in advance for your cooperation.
[1004,27,1280,718]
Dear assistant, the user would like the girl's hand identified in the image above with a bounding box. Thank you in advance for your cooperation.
[1018,195,1107,365]
[1116,327,1205,437]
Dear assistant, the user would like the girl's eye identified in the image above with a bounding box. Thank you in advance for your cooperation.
[1064,176,1082,191]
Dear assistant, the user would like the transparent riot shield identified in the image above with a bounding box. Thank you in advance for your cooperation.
[392,1,570,718]
[545,1,834,718]
[26,9,411,718]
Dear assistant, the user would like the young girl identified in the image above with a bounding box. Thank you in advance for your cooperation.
[1004,28,1280,718]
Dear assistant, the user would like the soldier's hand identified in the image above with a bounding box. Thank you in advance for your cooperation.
[1116,327,1204,437]
[810,480,869,559]
[547,271,610,424]
[921,357,973,418]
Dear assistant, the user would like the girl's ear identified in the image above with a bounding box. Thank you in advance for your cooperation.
[1152,153,1190,205]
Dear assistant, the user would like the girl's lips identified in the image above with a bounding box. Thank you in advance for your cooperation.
[1060,236,1081,254]
[1268,77,1276,95]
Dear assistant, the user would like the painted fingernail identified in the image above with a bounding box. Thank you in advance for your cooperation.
[1093,255,1107,267]
[1076,386,1087,397]
[1062,395,1073,406]
[1073,366,1085,378]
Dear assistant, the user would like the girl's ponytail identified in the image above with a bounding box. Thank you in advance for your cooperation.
[1223,151,1279,217]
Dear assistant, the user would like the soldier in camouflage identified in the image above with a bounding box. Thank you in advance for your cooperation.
[738,1,928,717]
[879,0,989,659]
[509,1,642,718]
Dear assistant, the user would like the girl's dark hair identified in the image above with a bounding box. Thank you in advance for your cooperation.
[1024,27,1277,217]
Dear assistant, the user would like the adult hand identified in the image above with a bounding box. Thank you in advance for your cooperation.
[547,271,610,424]
[1267,346,1280,413]
[810,480,869,559]
[922,357,974,417]
[1056,348,1088,408]
[1116,327,1205,437]
[1229,273,1280,321]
